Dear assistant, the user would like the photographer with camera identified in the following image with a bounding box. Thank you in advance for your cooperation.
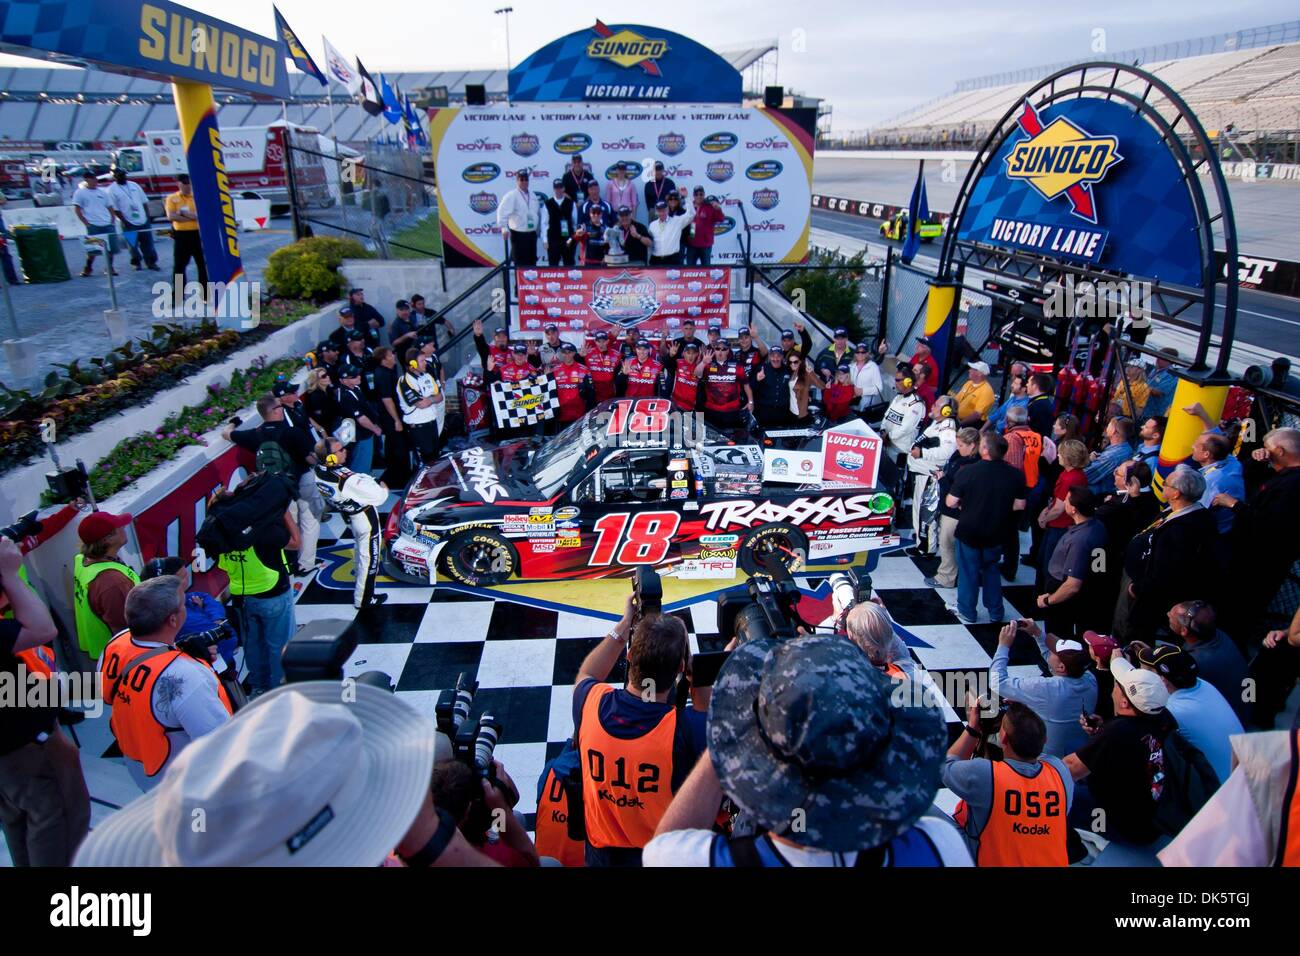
[0,536,91,867]
[429,758,539,866]
[100,575,233,792]
[989,619,1096,758]
[944,697,1073,866]
[840,597,916,681]
[643,634,970,866]
[573,593,706,867]
[142,557,237,672]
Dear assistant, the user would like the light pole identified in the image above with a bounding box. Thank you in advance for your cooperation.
[495,6,513,102]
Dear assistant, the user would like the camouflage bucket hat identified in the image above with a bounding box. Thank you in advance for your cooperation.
[708,634,946,852]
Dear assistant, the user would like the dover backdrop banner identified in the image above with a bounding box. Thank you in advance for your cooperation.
[428,103,813,267]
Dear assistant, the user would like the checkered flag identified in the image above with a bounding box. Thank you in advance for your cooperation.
[491,376,560,428]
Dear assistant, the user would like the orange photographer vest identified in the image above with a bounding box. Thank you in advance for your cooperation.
[955,759,1068,867]
[1278,730,1300,867]
[101,632,232,778]
[533,766,586,867]
[16,645,54,678]
[579,685,677,850]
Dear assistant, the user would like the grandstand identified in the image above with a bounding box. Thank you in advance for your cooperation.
[826,21,1300,165]
[0,40,779,150]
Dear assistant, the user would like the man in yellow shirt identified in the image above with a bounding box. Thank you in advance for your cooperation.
[165,174,207,292]
[951,360,996,427]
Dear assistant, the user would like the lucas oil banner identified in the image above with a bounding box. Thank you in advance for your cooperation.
[428,103,813,267]
[516,266,729,335]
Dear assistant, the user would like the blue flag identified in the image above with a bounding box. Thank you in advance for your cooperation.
[900,160,929,265]
[380,74,402,124]
[274,6,326,85]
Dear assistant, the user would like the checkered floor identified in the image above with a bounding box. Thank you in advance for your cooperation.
[1,498,1054,866]
[292,499,1053,830]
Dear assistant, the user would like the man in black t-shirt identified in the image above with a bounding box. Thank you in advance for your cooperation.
[946,431,1026,624]
[371,346,411,487]
[0,538,90,866]
[1066,651,1176,861]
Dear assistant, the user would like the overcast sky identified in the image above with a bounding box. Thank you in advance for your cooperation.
[3,0,1296,128]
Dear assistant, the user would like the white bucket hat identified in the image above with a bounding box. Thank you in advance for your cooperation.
[74,682,435,867]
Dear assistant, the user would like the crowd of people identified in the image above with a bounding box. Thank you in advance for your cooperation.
[2,287,1299,869]
[496,156,728,267]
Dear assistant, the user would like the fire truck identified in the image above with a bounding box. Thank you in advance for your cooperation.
[109,121,333,217]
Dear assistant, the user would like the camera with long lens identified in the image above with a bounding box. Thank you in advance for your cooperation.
[435,673,518,806]
[1,510,42,543]
[718,554,808,644]
[175,620,235,661]
[828,567,873,631]
[631,566,662,625]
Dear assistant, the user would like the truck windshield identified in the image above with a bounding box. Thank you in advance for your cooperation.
[531,415,598,497]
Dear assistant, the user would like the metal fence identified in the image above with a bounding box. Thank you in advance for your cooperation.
[284,129,440,260]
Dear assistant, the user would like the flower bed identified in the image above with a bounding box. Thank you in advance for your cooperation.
[65,357,301,504]
[0,298,319,475]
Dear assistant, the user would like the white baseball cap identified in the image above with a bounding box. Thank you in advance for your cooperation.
[968,360,991,375]
[74,682,435,867]
[1111,656,1170,715]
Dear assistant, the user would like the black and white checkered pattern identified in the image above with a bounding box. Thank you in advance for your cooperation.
[491,377,560,427]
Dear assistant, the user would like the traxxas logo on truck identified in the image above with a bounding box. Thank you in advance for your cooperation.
[1004,100,1122,224]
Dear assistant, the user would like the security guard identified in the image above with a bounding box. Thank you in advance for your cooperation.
[100,575,232,791]
[72,511,140,662]
[314,438,390,610]
[572,603,704,866]
[944,698,1072,866]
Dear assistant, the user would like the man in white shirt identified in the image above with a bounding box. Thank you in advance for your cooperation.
[497,169,539,266]
[648,200,689,265]
[70,170,118,277]
[106,168,159,271]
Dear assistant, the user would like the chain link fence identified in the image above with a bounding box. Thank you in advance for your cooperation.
[285,129,440,259]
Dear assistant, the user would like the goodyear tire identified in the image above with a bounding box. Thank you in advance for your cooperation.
[441,530,519,587]
[738,522,809,576]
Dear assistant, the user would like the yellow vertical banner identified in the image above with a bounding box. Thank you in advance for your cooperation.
[1153,377,1229,501]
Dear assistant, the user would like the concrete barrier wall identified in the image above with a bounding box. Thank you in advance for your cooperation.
[0,301,342,526]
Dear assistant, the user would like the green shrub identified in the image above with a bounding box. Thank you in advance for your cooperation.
[780,246,871,343]
[265,236,372,301]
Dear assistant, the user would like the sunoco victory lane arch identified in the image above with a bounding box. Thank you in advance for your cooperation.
[0,0,289,327]
[919,60,1242,497]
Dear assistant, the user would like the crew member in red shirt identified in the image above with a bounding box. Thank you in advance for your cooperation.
[585,329,620,404]
[822,363,858,423]
[551,343,595,428]
[620,340,664,398]
[664,340,703,412]
[695,341,753,430]
[492,343,538,385]
[735,326,767,373]
[685,187,725,266]
[473,318,512,370]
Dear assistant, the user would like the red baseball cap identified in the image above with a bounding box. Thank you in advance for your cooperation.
[1082,630,1119,659]
[77,511,132,545]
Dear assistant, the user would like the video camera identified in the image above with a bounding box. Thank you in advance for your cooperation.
[717,553,808,644]
[0,510,42,543]
[435,673,518,806]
